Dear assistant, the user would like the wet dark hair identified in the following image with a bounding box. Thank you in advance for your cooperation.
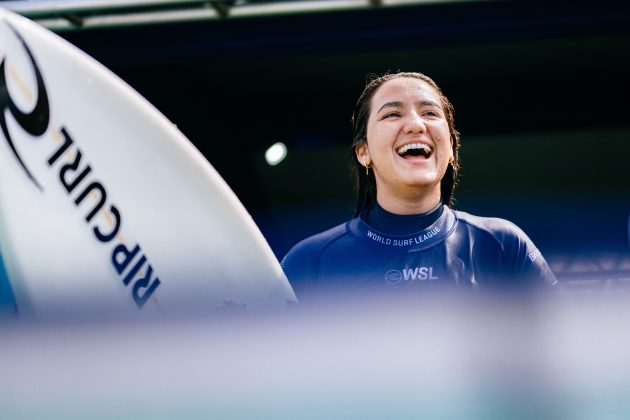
[350,72,461,216]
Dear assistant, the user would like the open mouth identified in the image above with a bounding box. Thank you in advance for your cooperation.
[396,143,432,160]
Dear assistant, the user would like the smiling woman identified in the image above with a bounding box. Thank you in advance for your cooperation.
[281,72,557,302]
[353,73,458,216]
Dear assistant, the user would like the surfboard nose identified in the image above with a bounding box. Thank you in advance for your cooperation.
[0,8,295,319]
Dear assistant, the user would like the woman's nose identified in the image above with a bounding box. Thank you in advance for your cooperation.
[404,112,426,133]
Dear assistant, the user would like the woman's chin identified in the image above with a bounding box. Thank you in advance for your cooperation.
[395,179,441,196]
[400,173,441,189]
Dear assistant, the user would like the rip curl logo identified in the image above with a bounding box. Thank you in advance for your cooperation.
[0,21,160,309]
[0,22,49,190]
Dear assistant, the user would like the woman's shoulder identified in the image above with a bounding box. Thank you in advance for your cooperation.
[281,220,352,267]
[452,209,531,249]
[452,209,557,287]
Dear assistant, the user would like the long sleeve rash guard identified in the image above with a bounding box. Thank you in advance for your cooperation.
[281,205,557,301]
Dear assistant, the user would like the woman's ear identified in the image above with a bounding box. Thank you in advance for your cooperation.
[355,143,371,167]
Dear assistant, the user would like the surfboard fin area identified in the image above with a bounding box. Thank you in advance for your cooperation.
[0,8,297,318]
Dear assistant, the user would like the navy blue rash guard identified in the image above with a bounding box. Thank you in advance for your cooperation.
[281,205,557,301]
[364,202,443,235]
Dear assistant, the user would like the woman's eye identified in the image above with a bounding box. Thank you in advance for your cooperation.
[423,111,438,117]
[383,112,400,119]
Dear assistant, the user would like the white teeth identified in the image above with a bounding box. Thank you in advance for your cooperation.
[396,143,432,155]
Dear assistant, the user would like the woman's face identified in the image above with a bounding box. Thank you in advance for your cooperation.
[356,77,453,202]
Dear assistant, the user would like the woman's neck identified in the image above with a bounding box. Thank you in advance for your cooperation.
[375,187,442,215]
[364,201,444,236]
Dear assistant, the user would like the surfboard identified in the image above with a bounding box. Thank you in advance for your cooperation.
[0,7,296,318]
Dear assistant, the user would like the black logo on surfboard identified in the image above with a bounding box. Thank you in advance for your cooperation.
[0,21,50,190]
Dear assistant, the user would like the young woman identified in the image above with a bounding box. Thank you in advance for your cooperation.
[282,72,557,300]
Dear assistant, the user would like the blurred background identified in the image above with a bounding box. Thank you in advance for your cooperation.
[6,0,630,289]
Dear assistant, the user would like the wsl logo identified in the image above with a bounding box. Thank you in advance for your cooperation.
[385,267,438,285]
[0,22,160,309]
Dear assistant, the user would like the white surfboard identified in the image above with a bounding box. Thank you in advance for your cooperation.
[0,8,296,318]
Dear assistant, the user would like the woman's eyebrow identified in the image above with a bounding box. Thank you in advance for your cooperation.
[417,100,441,108]
[376,101,404,113]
